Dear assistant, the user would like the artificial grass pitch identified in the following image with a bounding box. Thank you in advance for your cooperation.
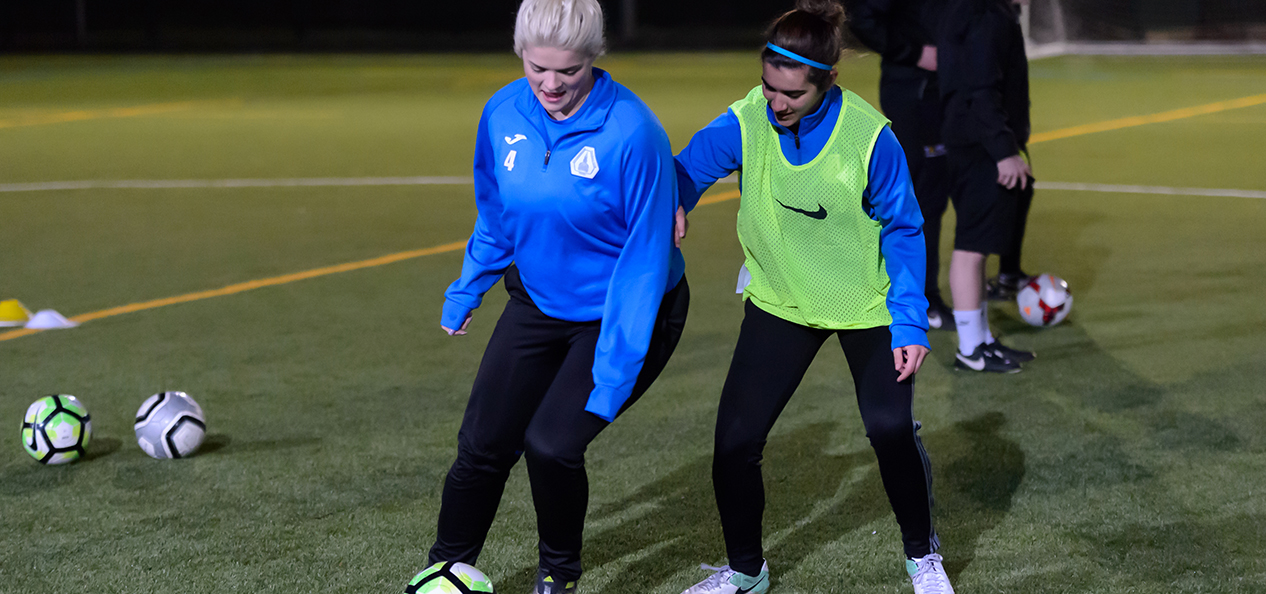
[1,53,1265,593]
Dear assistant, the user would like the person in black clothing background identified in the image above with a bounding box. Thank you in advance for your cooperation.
[939,0,1037,373]
[988,183,1036,301]
[847,0,955,329]
[981,0,1037,304]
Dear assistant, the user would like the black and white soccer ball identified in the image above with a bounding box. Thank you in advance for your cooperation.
[134,391,206,459]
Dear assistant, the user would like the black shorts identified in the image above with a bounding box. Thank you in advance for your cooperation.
[948,144,1029,255]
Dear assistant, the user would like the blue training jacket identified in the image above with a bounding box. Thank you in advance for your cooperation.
[442,68,681,422]
[675,86,930,350]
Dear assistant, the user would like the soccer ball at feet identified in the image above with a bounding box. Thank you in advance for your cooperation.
[406,562,495,593]
[22,394,92,465]
[1016,274,1073,327]
[135,391,206,459]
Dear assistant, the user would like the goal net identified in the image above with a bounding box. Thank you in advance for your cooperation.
[1023,0,1266,58]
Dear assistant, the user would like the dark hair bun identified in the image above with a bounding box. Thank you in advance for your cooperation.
[795,0,846,29]
[763,0,847,89]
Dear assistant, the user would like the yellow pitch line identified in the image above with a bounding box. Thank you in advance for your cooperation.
[1029,92,1266,144]
[0,240,467,343]
[0,99,242,129]
[0,191,750,344]
[0,327,40,341]
[699,189,741,205]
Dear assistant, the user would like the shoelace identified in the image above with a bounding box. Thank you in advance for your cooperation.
[911,554,951,594]
[691,564,736,592]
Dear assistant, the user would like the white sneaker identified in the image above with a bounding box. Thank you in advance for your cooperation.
[681,561,769,594]
[907,554,954,594]
[927,308,944,330]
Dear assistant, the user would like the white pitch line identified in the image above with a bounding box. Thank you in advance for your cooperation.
[1036,181,1266,200]
[722,177,1265,200]
[1028,41,1266,60]
[0,176,473,193]
[1,177,1262,200]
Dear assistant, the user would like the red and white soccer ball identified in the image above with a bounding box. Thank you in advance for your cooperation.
[1016,274,1073,327]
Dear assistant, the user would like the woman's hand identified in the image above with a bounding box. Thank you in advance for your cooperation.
[996,155,1032,190]
[442,313,473,336]
[893,345,929,382]
[674,205,689,248]
[917,45,937,72]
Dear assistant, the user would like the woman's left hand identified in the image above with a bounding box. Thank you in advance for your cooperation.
[442,312,473,336]
[893,345,929,382]
[674,206,689,248]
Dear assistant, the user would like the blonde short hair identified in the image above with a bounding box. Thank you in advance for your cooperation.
[513,0,606,59]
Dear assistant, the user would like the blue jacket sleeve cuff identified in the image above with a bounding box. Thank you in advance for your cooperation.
[891,323,930,351]
[584,385,628,423]
[441,299,474,331]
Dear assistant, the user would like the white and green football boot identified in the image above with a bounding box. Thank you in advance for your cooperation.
[681,561,769,594]
[907,553,954,594]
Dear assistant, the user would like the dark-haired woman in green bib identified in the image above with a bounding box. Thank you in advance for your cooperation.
[673,1,953,593]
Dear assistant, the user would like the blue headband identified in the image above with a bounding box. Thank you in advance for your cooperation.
[765,43,833,70]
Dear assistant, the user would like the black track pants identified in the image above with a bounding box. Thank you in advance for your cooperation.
[713,301,938,575]
[427,267,689,582]
[880,71,951,304]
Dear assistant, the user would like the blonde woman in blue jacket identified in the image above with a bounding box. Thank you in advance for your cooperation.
[427,1,688,593]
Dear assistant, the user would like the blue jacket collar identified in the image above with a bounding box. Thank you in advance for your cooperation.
[764,85,842,137]
[515,67,617,135]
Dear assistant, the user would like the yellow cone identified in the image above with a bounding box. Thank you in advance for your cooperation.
[0,299,33,327]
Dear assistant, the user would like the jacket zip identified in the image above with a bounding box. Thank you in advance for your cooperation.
[540,129,587,171]
[542,131,581,170]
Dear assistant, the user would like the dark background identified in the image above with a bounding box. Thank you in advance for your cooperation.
[0,0,785,51]
[2,0,1264,52]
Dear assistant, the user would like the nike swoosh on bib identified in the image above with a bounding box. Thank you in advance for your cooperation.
[775,199,827,220]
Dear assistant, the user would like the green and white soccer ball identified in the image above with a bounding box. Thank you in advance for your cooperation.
[21,394,92,464]
[405,562,494,594]
[134,391,206,459]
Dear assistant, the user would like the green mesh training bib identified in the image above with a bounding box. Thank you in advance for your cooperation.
[730,85,893,330]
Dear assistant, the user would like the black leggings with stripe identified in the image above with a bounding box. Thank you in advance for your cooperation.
[427,266,689,582]
[715,300,939,575]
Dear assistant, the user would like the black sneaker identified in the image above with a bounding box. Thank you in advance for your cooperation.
[926,298,955,331]
[954,343,1022,373]
[985,339,1035,363]
[532,572,577,594]
[986,272,1030,301]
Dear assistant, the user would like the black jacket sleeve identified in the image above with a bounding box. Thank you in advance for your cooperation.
[961,18,1020,160]
[940,0,1023,161]
[847,0,925,67]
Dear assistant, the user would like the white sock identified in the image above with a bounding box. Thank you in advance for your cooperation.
[980,300,995,344]
[955,309,985,355]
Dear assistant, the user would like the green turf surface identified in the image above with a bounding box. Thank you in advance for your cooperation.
[1,53,1265,593]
